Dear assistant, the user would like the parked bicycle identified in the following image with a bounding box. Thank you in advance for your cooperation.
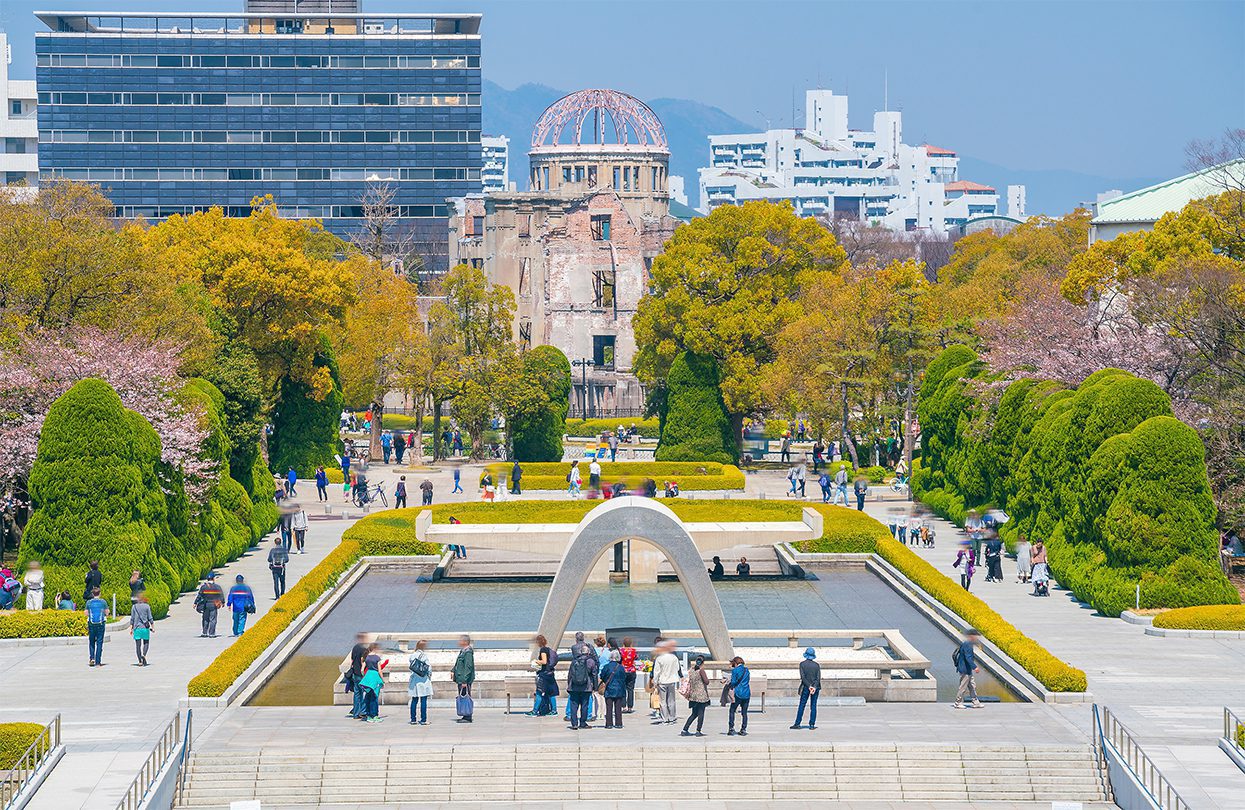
[353,482,388,508]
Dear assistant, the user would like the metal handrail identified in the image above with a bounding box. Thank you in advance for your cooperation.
[0,714,60,810]
[115,712,181,810]
[175,709,193,803]
[1225,706,1245,753]
[1095,704,1191,810]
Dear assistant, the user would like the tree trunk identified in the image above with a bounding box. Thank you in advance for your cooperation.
[369,399,384,462]
[412,392,425,464]
[431,401,442,462]
[841,380,860,468]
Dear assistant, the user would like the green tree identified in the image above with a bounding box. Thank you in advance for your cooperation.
[655,353,735,464]
[268,335,344,477]
[507,346,572,462]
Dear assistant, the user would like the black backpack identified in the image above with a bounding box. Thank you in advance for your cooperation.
[568,656,591,691]
[951,646,963,669]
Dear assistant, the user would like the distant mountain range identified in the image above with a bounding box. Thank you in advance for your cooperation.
[482,80,1158,215]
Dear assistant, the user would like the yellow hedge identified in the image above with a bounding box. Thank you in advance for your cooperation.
[186,535,440,698]
[0,723,49,769]
[1151,604,1245,631]
[796,506,1087,693]
[0,610,88,638]
[502,462,745,491]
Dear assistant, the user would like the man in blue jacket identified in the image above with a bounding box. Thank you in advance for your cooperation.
[953,629,984,709]
[226,574,255,636]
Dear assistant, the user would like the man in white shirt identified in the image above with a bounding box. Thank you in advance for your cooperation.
[588,459,602,493]
[651,640,682,724]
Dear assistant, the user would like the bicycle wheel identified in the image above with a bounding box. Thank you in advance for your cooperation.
[376,490,388,507]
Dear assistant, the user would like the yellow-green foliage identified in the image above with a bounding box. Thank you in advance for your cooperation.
[508,461,745,491]
[0,723,49,769]
[0,611,88,638]
[186,534,441,698]
[1151,605,1245,631]
[565,417,660,438]
[795,506,1087,692]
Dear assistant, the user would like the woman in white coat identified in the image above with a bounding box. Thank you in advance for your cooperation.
[408,639,433,725]
[23,561,44,611]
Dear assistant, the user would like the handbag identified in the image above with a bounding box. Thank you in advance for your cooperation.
[456,685,474,717]
[649,690,661,710]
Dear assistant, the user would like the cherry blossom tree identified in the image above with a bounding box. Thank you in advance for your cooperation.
[0,328,212,495]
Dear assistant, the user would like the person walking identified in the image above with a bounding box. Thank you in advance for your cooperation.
[315,466,329,502]
[394,431,406,465]
[854,475,869,511]
[227,574,255,637]
[278,507,294,551]
[451,466,463,494]
[791,647,822,730]
[567,460,582,498]
[286,466,298,496]
[906,513,922,547]
[953,543,976,591]
[381,430,392,464]
[588,459,602,496]
[84,587,110,667]
[452,634,475,723]
[128,569,146,605]
[420,477,434,506]
[620,637,638,713]
[652,640,681,724]
[952,629,984,709]
[608,433,619,462]
[796,460,807,498]
[679,655,711,737]
[83,560,102,606]
[834,466,849,506]
[726,656,751,736]
[780,435,791,463]
[130,592,153,666]
[291,504,308,554]
[394,476,408,509]
[408,639,433,725]
[600,650,627,729]
[786,464,799,497]
[984,534,1003,583]
[268,537,289,599]
[1015,534,1032,584]
[194,573,224,638]
[511,460,523,494]
[818,471,831,503]
[566,632,599,730]
[23,561,44,611]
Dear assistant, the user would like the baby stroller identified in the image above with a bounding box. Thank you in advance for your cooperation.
[1031,562,1050,597]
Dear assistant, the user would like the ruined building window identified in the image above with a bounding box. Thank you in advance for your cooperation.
[518,257,531,297]
[562,167,573,183]
[652,166,660,189]
[622,166,631,191]
[575,166,585,182]
[592,268,615,309]
[587,166,598,187]
[590,214,611,241]
[470,215,484,236]
[469,257,483,269]
[519,213,532,238]
[518,320,532,351]
[592,335,616,370]
[612,166,620,189]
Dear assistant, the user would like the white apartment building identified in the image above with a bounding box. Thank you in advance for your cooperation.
[481,135,510,193]
[1,33,38,189]
[699,89,1020,235]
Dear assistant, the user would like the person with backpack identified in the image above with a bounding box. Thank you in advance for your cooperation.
[130,592,154,666]
[315,466,329,502]
[599,649,627,729]
[394,476,408,509]
[952,629,984,709]
[834,466,850,506]
[0,569,22,609]
[818,470,832,503]
[84,587,110,667]
[679,655,711,737]
[408,639,433,725]
[268,537,289,598]
[83,561,102,605]
[226,574,255,637]
[791,647,822,730]
[566,631,599,730]
[194,573,224,638]
[528,634,560,717]
[452,634,475,723]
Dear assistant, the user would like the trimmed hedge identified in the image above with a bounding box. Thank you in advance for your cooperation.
[186,533,442,697]
[795,506,1087,693]
[0,611,88,638]
[655,353,735,464]
[510,346,572,463]
[565,417,660,439]
[0,723,49,770]
[509,462,745,491]
[268,337,344,478]
[916,346,1238,617]
[1151,605,1245,631]
[350,500,804,531]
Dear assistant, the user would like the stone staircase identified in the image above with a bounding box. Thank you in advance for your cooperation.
[177,743,1110,806]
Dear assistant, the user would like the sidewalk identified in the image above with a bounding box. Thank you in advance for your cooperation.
[0,480,363,810]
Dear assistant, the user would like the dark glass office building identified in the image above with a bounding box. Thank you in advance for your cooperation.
[35,9,482,272]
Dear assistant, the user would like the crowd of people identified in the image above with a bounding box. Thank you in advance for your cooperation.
[342,633,836,735]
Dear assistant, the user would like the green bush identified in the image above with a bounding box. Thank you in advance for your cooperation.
[509,461,745,491]
[655,353,735,464]
[19,379,175,618]
[0,723,49,769]
[564,417,660,439]
[0,611,88,638]
[510,346,572,462]
[916,346,1237,617]
[268,336,344,478]
[247,450,279,541]
[1151,605,1245,631]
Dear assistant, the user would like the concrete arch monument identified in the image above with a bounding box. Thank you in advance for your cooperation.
[536,496,735,661]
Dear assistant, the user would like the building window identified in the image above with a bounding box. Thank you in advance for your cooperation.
[469,258,484,269]
[592,268,615,310]
[590,214,611,241]
[518,321,532,351]
[519,213,532,238]
[470,216,485,237]
[587,166,598,187]
[518,258,531,297]
[10,101,21,116]
[612,167,620,189]
[592,335,616,370]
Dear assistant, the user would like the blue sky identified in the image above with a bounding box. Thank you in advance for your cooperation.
[3,0,1242,180]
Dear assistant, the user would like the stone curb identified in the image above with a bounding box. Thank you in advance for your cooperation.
[1119,610,1155,626]
[1143,626,1245,638]
[0,619,129,649]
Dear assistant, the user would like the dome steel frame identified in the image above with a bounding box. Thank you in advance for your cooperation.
[531,88,667,150]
